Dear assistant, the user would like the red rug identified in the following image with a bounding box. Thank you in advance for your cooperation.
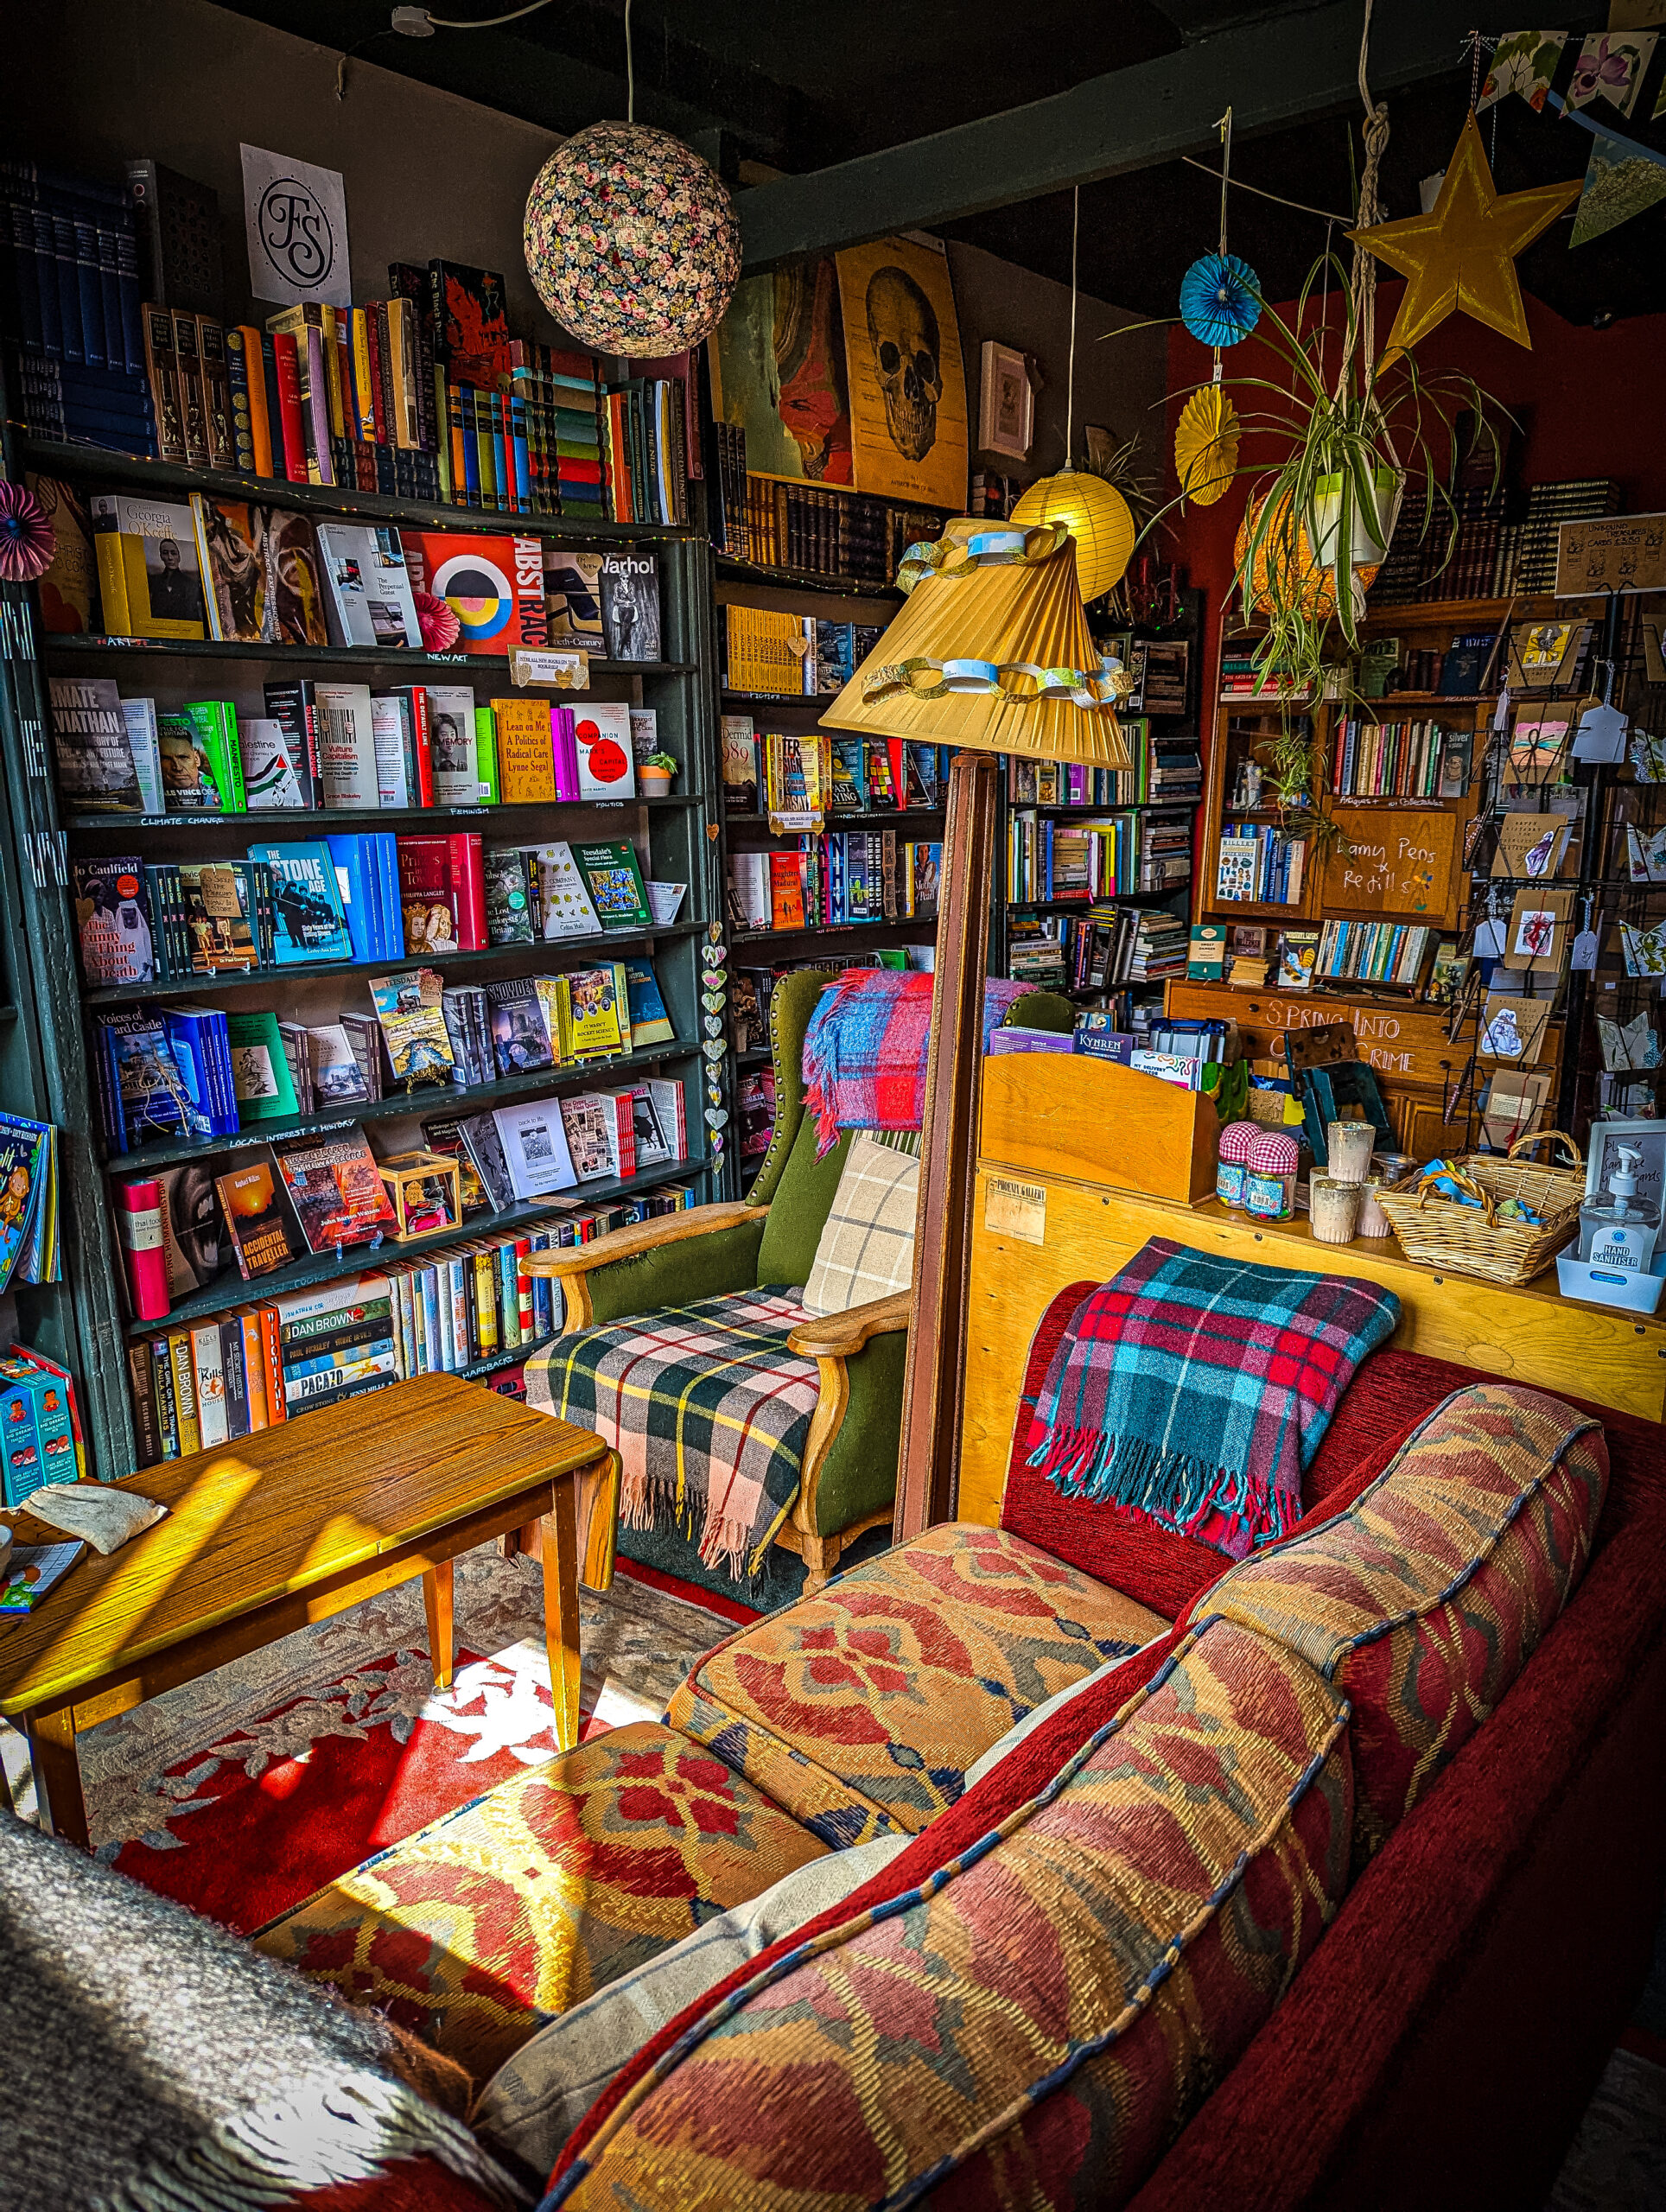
[92,1557,756,1935]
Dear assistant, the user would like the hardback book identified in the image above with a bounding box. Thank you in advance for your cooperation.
[573,703,636,799]
[240,715,311,809]
[1216,836,1260,903]
[397,836,460,953]
[491,1096,578,1199]
[120,698,165,812]
[483,844,537,944]
[90,493,207,639]
[315,522,422,649]
[73,856,155,984]
[428,260,512,389]
[721,716,760,813]
[49,676,141,811]
[275,1132,398,1252]
[372,684,434,809]
[574,840,652,931]
[313,682,378,810]
[305,1024,372,1104]
[486,976,556,1075]
[533,842,601,938]
[225,1010,299,1121]
[623,960,674,1046]
[368,968,456,1086]
[249,841,353,965]
[189,496,328,645]
[426,684,479,806]
[215,1157,298,1280]
[598,548,661,661]
[402,531,546,655]
[542,547,604,644]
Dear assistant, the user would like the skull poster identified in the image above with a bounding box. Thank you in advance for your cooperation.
[836,236,969,512]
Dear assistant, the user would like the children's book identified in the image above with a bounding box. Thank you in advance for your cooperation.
[0,1541,86,1614]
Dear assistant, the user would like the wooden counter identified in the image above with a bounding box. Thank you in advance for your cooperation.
[959,1126,1665,1529]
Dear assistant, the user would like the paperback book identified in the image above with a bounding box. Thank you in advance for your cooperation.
[275,1131,398,1251]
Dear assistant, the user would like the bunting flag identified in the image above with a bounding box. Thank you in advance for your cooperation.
[1477,30,1567,114]
[1567,29,1656,119]
[1570,118,1666,245]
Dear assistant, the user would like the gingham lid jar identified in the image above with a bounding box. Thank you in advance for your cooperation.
[1216,1119,1260,1210]
[1243,1128,1300,1221]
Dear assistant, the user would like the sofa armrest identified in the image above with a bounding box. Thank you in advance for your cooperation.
[787,1290,912,1359]
[525,1202,766,1280]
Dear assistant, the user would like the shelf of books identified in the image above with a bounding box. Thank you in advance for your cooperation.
[995,601,1205,1035]
[3,288,724,1476]
[1176,589,1604,1157]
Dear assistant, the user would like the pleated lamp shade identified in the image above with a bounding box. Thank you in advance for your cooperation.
[823,522,1129,768]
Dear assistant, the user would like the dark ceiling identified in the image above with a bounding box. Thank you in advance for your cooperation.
[223,1,1659,325]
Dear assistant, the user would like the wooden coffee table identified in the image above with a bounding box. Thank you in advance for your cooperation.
[0,1374,616,1851]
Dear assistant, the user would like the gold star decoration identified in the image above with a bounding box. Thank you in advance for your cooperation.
[1348,111,1580,357]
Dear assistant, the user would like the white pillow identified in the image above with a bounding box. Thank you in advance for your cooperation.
[474,1831,910,2174]
[801,1132,919,1317]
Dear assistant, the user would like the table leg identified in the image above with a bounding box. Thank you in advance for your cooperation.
[423,1560,455,1691]
[541,1471,582,1751]
[24,1705,88,1851]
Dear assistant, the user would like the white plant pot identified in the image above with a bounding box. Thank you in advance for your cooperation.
[1309,466,1403,572]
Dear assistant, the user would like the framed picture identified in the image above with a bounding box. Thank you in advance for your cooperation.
[1585,1118,1666,1220]
[977,340,1033,462]
[836,235,969,510]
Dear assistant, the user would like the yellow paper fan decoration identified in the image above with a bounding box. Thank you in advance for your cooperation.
[1173,385,1240,507]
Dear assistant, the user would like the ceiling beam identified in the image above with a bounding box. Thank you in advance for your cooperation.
[737,0,1468,272]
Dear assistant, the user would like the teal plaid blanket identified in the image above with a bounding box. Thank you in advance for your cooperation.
[526,1289,819,1579]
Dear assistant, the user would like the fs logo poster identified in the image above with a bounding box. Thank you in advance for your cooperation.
[241,144,352,309]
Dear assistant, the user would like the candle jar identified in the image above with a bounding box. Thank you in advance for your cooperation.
[1243,1129,1300,1221]
[1357,1177,1394,1236]
[1310,1174,1364,1245]
[1326,1121,1377,1184]
[1216,1119,1259,1209]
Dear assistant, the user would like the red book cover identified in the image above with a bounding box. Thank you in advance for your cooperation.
[409,683,434,807]
[402,531,546,656]
[271,332,308,485]
[447,831,487,950]
[498,392,519,510]
[430,261,512,390]
[768,852,806,931]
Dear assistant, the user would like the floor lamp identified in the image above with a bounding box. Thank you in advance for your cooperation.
[823,521,1130,1541]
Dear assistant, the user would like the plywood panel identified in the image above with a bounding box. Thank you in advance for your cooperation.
[959,1171,1666,1529]
[1320,806,1460,929]
[979,1053,1217,1204]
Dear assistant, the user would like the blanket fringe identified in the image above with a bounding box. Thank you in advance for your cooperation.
[1027,1425,1292,1548]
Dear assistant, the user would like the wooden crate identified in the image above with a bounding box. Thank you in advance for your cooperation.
[980,1052,1217,1205]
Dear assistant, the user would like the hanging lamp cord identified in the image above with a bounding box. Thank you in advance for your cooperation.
[1065,184,1079,467]
[1347,0,1390,397]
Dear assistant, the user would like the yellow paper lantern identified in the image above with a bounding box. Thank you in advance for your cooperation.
[1173,385,1240,507]
[1009,469,1135,601]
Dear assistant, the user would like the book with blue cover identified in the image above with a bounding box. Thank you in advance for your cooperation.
[248,842,353,965]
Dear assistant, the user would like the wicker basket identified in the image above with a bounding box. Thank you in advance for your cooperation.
[1375,1131,1586,1287]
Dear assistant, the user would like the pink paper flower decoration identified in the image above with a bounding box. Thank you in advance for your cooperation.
[415,589,461,652]
[0,479,56,584]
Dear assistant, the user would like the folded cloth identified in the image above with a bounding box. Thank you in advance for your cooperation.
[801,969,1029,1156]
[21,1482,166,1555]
[1025,1237,1401,1560]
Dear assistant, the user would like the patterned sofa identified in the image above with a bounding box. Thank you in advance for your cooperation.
[243,1322,1666,2211]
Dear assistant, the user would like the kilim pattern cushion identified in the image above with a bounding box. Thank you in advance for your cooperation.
[525,1289,819,1579]
[800,1130,919,1316]
[1207,1382,1608,1864]
[665,1522,1171,1847]
[551,1617,1353,2209]
[252,1722,826,2088]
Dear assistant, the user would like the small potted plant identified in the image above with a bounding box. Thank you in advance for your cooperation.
[639,750,678,795]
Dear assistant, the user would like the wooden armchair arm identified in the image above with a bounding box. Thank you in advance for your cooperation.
[525,1202,766,1280]
[787,1290,912,1359]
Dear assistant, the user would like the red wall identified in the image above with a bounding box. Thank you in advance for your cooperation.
[1164,283,1666,702]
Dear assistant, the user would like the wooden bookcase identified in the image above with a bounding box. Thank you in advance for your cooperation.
[3,422,724,1480]
[1177,594,1573,1157]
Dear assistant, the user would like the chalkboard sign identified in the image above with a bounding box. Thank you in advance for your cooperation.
[1321,805,1460,928]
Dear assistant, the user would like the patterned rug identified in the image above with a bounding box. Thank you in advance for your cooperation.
[0,1545,750,1934]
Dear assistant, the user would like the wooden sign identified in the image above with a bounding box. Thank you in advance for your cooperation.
[1555,512,1666,598]
[1322,805,1460,929]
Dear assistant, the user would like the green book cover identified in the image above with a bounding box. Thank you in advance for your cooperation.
[474,706,500,804]
[572,839,652,931]
[226,1009,300,1122]
[181,700,245,812]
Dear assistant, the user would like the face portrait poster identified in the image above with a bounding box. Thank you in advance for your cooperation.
[241,144,352,309]
[709,257,853,486]
[836,236,968,510]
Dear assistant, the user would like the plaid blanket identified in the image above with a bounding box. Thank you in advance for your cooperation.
[526,1290,818,1580]
[1025,1237,1401,1559]
[802,970,1029,1156]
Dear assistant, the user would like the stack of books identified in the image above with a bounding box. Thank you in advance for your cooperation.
[728,833,941,931]
[1316,918,1434,988]
[1216,822,1307,906]
[1501,478,1621,596]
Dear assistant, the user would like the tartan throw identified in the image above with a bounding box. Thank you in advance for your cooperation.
[528,1291,818,1579]
[802,1132,919,1316]
[802,970,1029,1156]
[1025,1237,1401,1560]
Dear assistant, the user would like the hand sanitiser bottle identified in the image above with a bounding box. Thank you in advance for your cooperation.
[1578,1143,1661,1274]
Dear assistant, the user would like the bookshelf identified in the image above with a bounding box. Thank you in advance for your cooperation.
[2,421,724,1480]
[1176,592,1590,1159]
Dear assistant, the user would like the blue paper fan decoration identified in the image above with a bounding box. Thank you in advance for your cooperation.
[1180,252,1261,347]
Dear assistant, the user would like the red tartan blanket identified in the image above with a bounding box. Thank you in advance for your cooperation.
[801,970,1028,1156]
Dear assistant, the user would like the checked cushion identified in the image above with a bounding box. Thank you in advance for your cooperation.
[1206,1382,1608,1865]
[665,1522,1170,1847]
[252,1722,826,2087]
[554,1618,1353,2209]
